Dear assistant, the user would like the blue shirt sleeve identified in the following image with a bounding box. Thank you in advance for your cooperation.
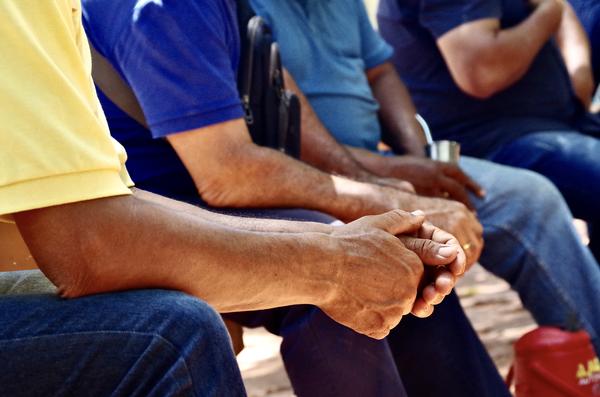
[113,0,243,138]
[419,0,502,38]
[356,0,394,69]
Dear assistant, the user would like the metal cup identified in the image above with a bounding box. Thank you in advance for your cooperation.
[426,140,461,164]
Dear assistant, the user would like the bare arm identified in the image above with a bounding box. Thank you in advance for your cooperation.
[134,188,333,234]
[14,193,464,338]
[284,70,416,193]
[14,192,334,311]
[555,1,594,108]
[166,118,416,222]
[367,62,426,156]
[437,0,563,99]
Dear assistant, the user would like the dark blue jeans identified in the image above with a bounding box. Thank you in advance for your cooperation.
[228,292,508,397]
[488,130,600,261]
[0,288,246,396]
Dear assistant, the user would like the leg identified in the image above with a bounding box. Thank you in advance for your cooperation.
[0,288,245,397]
[278,306,408,397]
[387,292,511,397]
[489,131,600,261]
[462,156,600,354]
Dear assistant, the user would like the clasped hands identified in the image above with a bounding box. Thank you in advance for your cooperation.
[322,209,466,340]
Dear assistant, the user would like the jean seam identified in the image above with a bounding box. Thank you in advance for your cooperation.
[0,330,195,395]
[482,223,597,343]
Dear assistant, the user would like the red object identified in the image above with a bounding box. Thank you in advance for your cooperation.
[507,327,600,396]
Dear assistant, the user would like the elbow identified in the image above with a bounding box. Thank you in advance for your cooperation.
[457,79,498,99]
[454,64,503,99]
[193,146,264,208]
[196,173,246,208]
[452,57,516,99]
[36,235,105,299]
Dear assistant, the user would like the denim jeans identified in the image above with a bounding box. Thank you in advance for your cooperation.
[461,156,600,355]
[0,273,246,397]
[487,131,600,262]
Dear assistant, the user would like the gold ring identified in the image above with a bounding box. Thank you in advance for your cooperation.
[442,192,450,198]
[462,242,472,251]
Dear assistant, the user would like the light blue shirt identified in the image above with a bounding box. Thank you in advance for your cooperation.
[250,0,393,151]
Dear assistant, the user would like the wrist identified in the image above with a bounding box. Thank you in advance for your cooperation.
[327,177,383,221]
[291,232,342,306]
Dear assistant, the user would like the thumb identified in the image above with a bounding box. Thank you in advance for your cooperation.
[397,236,459,266]
[367,209,425,236]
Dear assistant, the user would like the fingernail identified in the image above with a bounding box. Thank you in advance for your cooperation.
[437,245,456,258]
[411,210,425,216]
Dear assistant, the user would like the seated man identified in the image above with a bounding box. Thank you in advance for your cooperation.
[248,0,600,393]
[82,0,514,396]
[0,1,464,395]
[378,0,600,261]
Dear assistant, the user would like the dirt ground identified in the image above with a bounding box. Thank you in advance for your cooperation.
[238,263,537,396]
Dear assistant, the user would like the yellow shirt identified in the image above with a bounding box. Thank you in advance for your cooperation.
[0,0,133,220]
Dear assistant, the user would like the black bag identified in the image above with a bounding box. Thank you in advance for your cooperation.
[237,11,301,158]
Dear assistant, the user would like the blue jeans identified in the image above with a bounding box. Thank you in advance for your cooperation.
[461,156,600,355]
[487,131,600,262]
[0,282,245,397]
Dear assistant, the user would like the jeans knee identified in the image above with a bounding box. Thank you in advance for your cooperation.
[505,169,566,214]
[155,291,231,347]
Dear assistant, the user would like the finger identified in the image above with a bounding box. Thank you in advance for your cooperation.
[416,221,458,245]
[442,165,486,197]
[368,209,425,236]
[421,284,443,305]
[451,245,467,276]
[397,236,458,266]
[366,330,390,340]
[415,222,466,275]
[421,267,455,304]
[464,236,484,268]
[438,177,475,210]
[433,270,455,296]
[411,298,435,318]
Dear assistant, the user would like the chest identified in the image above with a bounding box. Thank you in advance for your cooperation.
[272,1,363,67]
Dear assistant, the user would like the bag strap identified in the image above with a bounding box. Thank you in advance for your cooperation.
[89,43,148,128]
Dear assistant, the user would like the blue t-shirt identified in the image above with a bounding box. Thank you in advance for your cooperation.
[377,0,580,157]
[569,0,600,84]
[82,0,243,202]
[250,0,393,151]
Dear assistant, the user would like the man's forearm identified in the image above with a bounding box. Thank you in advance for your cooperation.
[200,144,397,222]
[134,188,334,233]
[367,62,426,156]
[555,1,593,107]
[347,145,396,176]
[476,1,562,91]
[14,192,336,311]
[439,0,563,98]
[283,70,373,179]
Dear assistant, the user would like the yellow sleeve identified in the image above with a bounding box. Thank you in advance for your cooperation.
[0,0,133,219]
